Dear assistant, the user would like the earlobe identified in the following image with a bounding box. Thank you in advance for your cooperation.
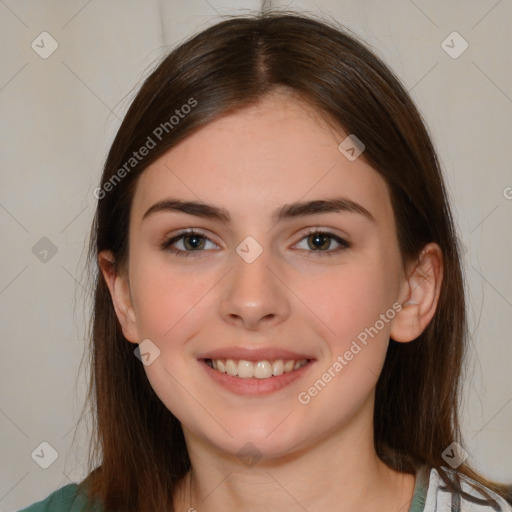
[98,250,139,343]
[390,243,443,343]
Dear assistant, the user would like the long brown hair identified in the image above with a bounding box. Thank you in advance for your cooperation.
[79,10,511,511]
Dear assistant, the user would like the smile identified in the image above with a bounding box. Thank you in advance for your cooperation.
[205,358,309,379]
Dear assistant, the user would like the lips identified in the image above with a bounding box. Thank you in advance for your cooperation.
[197,346,314,362]
[197,346,316,395]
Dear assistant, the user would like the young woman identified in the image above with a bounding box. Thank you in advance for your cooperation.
[19,10,512,512]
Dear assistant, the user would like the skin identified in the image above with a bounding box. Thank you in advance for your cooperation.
[100,89,443,512]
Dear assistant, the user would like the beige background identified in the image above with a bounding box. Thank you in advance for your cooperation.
[0,1,511,510]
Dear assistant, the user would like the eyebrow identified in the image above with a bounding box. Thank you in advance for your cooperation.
[142,196,376,224]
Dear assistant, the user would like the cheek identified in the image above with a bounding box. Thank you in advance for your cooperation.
[294,268,395,423]
[296,264,395,354]
[129,259,210,423]
[129,255,210,339]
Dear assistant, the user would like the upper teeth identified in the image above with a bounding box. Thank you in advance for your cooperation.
[209,359,308,379]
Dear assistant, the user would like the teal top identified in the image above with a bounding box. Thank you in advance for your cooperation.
[409,464,429,512]
[16,465,510,511]
[17,482,103,512]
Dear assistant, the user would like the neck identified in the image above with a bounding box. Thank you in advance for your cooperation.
[174,417,416,512]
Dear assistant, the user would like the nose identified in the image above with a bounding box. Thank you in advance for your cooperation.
[219,248,290,331]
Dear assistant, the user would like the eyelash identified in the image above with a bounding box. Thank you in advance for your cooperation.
[161,228,350,258]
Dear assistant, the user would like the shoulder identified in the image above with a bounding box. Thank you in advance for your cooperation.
[424,466,512,512]
[16,483,103,512]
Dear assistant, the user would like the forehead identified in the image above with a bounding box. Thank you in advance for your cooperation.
[131,92,393,227]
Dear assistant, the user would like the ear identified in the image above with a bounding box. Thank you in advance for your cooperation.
[390,242,443,343]
[98,250,139,343]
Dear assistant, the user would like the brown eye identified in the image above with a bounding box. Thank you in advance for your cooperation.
[181,234,206,251]
[307,233,331,250]
[161,230,218,257]
[295,230,350,256]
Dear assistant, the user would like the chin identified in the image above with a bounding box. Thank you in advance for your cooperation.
[194,419,311,462]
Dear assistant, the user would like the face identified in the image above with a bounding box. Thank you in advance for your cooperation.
[105,91,414,460]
